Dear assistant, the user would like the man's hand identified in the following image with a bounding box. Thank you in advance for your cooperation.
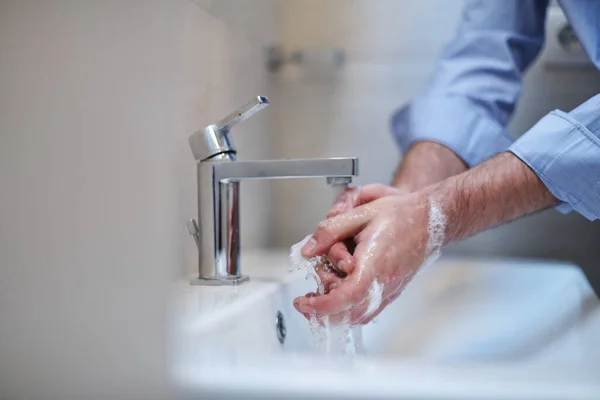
[294,152,559,324]
[322,141,467,275]
[294,191,433,325]
[323,185,405,276]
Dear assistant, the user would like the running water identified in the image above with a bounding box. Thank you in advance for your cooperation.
[289,236,364,357]
[288,200,446,357]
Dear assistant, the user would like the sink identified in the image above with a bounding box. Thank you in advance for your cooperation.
[171,250,600,399]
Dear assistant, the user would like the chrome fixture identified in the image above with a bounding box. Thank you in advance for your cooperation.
[266,45,345,72]
[187,96,359,285]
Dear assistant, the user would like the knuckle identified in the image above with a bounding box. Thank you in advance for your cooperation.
[329,242,344,253]
[316,220,329,231]
[316,220,337,240]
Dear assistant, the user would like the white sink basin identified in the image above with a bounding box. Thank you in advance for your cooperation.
[172,251,600,399]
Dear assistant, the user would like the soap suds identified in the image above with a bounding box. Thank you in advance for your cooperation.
[425,200,446,264]
[363,280,384,318]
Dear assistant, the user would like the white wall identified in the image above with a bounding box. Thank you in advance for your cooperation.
[0,0,276,398]
[270,0,463,245]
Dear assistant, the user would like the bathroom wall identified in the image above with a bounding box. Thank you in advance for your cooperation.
[0,0,276,398]
[269,0,463,244]
[270,1,600,290]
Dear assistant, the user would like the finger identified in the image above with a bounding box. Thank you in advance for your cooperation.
[294,292,317,305]
[328,281,340,291]
[320,294,373,325]
[293,291,318,312]
[301,288,373,326]
[322,273,344,294]
[300,227,383,316]
[296,249,376,315]
[298,219,383,316]
[327,187,361,217]
[327,184,400,218]
[295,285,356,315]
[313,259,340,291]
[326,242,354,275]
[301,205,377,258]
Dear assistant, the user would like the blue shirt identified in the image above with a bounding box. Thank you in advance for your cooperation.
[391,0,600,221]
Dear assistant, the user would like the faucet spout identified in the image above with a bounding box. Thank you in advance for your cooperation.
[188,96,359,285]
[214,158,358,183]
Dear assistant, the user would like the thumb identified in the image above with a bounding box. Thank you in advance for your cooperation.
[327,184,401,217]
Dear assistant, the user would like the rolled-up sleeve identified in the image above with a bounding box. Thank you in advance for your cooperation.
[392,0,549,167]
[510,94,600,221]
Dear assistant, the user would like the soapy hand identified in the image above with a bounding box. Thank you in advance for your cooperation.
[293,188,445,324]
[323,185,407,277]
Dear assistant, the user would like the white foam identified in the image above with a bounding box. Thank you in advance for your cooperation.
[364,279,384,319]
[426,200,446,261]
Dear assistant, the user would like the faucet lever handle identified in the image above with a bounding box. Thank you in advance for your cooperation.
[214,96,270,133]
[189,96,270,161]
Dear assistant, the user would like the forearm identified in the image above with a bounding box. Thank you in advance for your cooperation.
[392,141,468,192]
[425,152,559,244]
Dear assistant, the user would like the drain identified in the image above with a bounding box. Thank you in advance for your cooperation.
[275,311,286,345]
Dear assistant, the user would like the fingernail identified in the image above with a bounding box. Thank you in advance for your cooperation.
[302,237,317,254]
[337,259,347,270]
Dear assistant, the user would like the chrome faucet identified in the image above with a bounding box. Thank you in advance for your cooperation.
[187,96,359,285]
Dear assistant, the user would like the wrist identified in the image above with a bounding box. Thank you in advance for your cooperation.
[418,152,559,246]
[392,141,468,192]
[415,178,457,246]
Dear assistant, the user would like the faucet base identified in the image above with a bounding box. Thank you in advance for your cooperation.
[189,275,250,286]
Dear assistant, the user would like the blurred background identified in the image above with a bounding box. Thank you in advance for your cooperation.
[1,0,599,398]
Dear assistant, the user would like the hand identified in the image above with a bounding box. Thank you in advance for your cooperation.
[321,142,465,278]
[293,152,559,325]
[308,185,405,308]
[323,184,406,277]
[293,191,445,325]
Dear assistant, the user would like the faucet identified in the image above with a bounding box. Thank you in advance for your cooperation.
[187,96,359,285]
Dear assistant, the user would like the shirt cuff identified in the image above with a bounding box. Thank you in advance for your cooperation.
[509,107,600,221]
[391,95,514,167]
